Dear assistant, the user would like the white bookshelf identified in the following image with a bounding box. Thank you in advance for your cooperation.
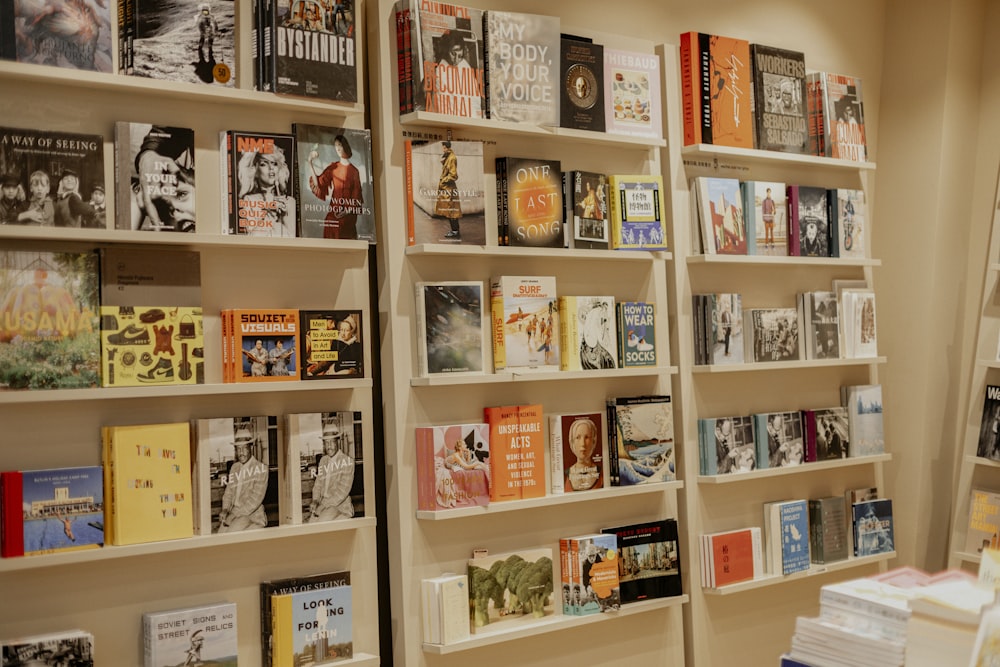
[701,553,896,596]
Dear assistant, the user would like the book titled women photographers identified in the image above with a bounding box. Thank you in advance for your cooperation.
[560,35,604,132]
[221,130,296,237]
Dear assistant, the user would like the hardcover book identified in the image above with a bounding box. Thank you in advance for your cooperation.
[299,309,363,379]
[557,295,618,371]
[842,384,884,456]
[410,0,484,117]
[484,403,545,501]
[699,415,756,475]
[804,407,849,462]
[192,415,280,534]
[853,498,894,557]
[565,170,608,250]
[281,411,364,524]
[127,0,234,86]
[405,139,485,245]
[1,630,94,666]
[741,181,787,256]
[143,602,237,667]
[569,533,620,614]
[815,72,867,161]
[228,308,300,382]
[604,48,662,139]
[800,290,840,360]
[763,499,811,575]
[694,176,745,255]
[965,488,1000,554]
[421,573,470,645]
[840,288,878,358]
[616,301,656,367]
[259,571,351,667]
[679,33,753,149]
[273,0,357,102]
[745,307,801,363]
[607,174,668,250]
[607,394,675,485]
[496,157,564,248]
[483,10,560,125]
[0,249,100,390]
[414,281,487,376]
[0,126,106,228]
[752,411,804,469]
[560,36,604,132]
[750,44,808,153]
[984,386,1000,461]
[4,0,112,72]
[791,185,829,257]
[831,188,867,259]
[270,570,352,665]
[809,496,849,564]
[292,124,375,241]
[102,421,193,545]
[706,293,743,365]
[549,412,604,494]
[467,548,554,631]
[99,306,204,386]
[221,131,296,237]
[701,526,762,588]
[601,518,682,603]
[414,422,490,510]
[0,466,103,557]
[113,123,196,232]
[489,275,559,372]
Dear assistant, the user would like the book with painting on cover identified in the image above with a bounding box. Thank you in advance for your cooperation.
[142,602,237,667]
[483,10,559,125]
[281,411,364,525]
[1,0,112,72]
[414,281,487,376]
[101,422,192,546]
[741,181,787,256]
[607,174,668,250]
[1,630,94,666]
[558,295,617,371]
[701,526,762,588]
[415,422,490,510]
[750,44,808,154]
[270,570,352,665]
[842,384,884,456]
[965,488,1000,554]
[560,36,604,132]
[272,0,357,102]
[468,548,554,632]
[405,139,485,245]
[192,415,280,534]
[221,130,296,237]
[853,498,894,557]
[694,176,746,255]
[549,412,604,494]
[113,123,195,232]
[484,403,545,501]
[977,385,1000,460]
[227,308,299,382]
[830,188,867,259]
[606,395,675,486]
[752,411,804,470]
[292,124,375,242]
[601,518,682,603]
[565,170,609,250]
[0,466,103,558]
[603,48,662,140]
[0,249,100,390]
[616,301,656,367]
[698,415,756,475]
[489,275,559,372]
[809,496,849,564]
[496,157,564,248]
[744,307,802,363]
[299,309,363,379]
[409,0,484,117]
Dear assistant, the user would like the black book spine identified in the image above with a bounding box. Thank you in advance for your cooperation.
[698,32,713,144]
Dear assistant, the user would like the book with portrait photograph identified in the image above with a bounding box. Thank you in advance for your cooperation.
[788,185,829,257]
[483,10,559,125]
[273,0,357,102]
[744,307,802,363]
[292,124,375,242]
[549,412,605,494]
[566,533,620,615]
[299,309,363,379]
[405,139,485,245]
[606,394,675,486]
[113,123,195,232]
[414,422,490,510]
[489,275,559,372]
[750,44,808,154]
[604,47,662,140]
[601,518,682,603]
[741,180,787,256]
[557,295,617,371]
[698,415,756,475]
[560,36,604,132]
[409,0,484,117]
[752,411,804,470]
[565,170,608,250]
[812,71,867,162]
[694,176,745,255]
[803,406,849,462]
[143,602,237,667]
[221,130,296,237]
[414,281,487,376]
[468,548,554,633]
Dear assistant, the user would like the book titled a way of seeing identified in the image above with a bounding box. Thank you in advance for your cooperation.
[1,630,94,667]
[271,0,357,102]
[496,157,564,248]
[143,602,237,667]
[483,10,560,125]
[405,139,486,246]
[414,281,487,377]
[263,570,353,667]
[1,0,112,72]
[114,123,196,232]
[221,130,296,237]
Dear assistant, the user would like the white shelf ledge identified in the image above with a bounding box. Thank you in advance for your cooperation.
[332,654,379,667]
[687,254,880,267]
[681,144,876,171]
[416,480,682,520]
[953,550,982,564]
[692,356,886,373]
[696,454,891,484]
[702,552,895,595]
[965,454,1000,469]
[977,359,1000,370]
[411,366,675,387]
[405,243,669,261]
[421,594,687,654]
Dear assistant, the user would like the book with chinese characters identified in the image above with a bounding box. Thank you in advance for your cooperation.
[608,174,668,250]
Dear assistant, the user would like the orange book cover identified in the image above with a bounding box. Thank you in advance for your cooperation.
[679,31,703,146]
[231,309,300,382]
[515,403,546,499]
[707,35,753,149]
[710,529,756,587]
[485,404,522,502]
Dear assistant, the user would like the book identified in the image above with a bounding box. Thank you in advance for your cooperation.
[965,488,1000,554]
[221,130,296,237]
[414,281,487,376]
[0,466,103,557]
[569,533,620,614]
[127,0,234,86]
[607,395,675,485]
[192,415,280,534]
[270,570,352,665]
[0,249,100,390]
[800,290,840,360]
[496,156,564,248]
[548,412,604,494]
[565,170,609,250]
[467,548,554,631]
[741,180,787,256]
[601,518,682,603]
[970,602,1000,667]
[804,406,849,462]
[0,126,106,228]
[259,571,350,667]
[299,309,363,379]
[228,308,300,382]
[421,573,471,645]
[1,630,94,666]
[281,411,364,525]
[616,301,656,367]
[842,384,884,456]
[142,602,237,667]
[607,174,668,250]
[831,188,867,259]
[101,422,193,546]
[405,139,485,245]
[113,123,196,232]
[483,10,560,125]
[489,275,559,372]
[752,411,804,469]
[557,295,617,371]
[694,176,746,255]
[701,526,762,588]
[292,124,375,241]
[560,36,604,132]
[809,496,849,564]
[484,403,545,501]
[813,72,867,161]
[409,0,484,117]
[750,44,808,153]
[699,415,756,475]
[5,0,112,72]
[706,293,743,364]
[603,48,662,139]
[414,422,490,510]
[678,33,753,149]
[272,0,357,102]
[763,499,811,575]
[791,185,830,257]
[744,307,802,362]
[99,306,204,386]
[840,288,878,358]
[853,498,894,557]
[977,384,1000,460]
[980,547,1000,589]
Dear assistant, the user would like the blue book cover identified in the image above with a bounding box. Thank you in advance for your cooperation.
[777,500,811,574]
[853,498,894,557]
[616,301,656,368]
[15,466,104,556]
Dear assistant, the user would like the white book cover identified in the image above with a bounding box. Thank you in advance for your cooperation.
[143,602,237,667]
[558,295,618,371]
[836,188,867,259]
[845,384,884,456]
[490,275,559,372]
[745,181,787,256]
[422,573,471,646]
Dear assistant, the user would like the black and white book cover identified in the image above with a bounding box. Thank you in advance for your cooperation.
[143,602,237,667]
[2,0,112,72]
[750,44,808,154]
[222,130,296,236]
[802,290,839,360]
[746,307,801,363]
[484,10,559,125]
[114,122,195,232]
[795,185,829,257]
[130,0,235,86]
[1,630,94,666]
[274,0,357,101]
[560,36,604,132]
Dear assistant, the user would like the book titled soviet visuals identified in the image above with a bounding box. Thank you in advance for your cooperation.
[468,548,554,632]
[293,124,375,242]
[750,44,808,153]
[483,10,559,125]
[565,170,609,250]
[489,275,559,372]
[113,123,196,232]
[273,0,357,101]
[496,157,564,248]
[300,309,364,379]
[608,174,668,250]
[405,139,486,245]
[604,47,662,140]
[228,308,299,382]
[1,0,112,72]
[143,602,237,667]
[414,281,487,376]
[414,422,490,510]
[125,0,235,86]
[411,0,484,117]
[560,36,604,132]
[270,570,353,665]
[221,130,296,237]
[0,250,100,390]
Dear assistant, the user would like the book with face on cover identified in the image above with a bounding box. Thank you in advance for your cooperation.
[113,123,196,233]
[220,130,296,237]
[299,309,364,379]
[414,422,490,510]
[409,0,485,117]
[273,0,357,102]
[549,412,605,494]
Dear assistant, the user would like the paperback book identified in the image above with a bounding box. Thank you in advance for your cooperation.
[113,123,196,232]
[694,176,745,255]
[489,275,559,372]
[560,36,604,132]
[221,130,296,237]
[270,570,353,665]
[607,174,668,250]
[484,403,545,501]
[804,407,849,462]
[601,518,682,603]
[414,281,487,376]
[558,295,617,371]
[496,157,564,248]
[143,602,237,667]
[603,48,662,139]
[414,422,490,510]
[699,415,756,475]
[409,0,484,117]
[744,307,801,363]
[800,290,840,360]
[405,139,485,245]
[421,573,470,645]
[300,309,363,379]
[483,10,560,125]
[790,185,830,257]
[259,571,351,667]
[741,181,787,256]
[468,548,554,632]
[549,412,604,494]
[763,499,811,575]
[565,170,609,250]
[616,301,656,367]
[607,394,675,485]
[701,526,762,588]
[753,411,804,469]
[840,288,878,358]
[965,488,1000,554]
[750,44,808,153]
[273,0,357,102]
[853,498,894,557]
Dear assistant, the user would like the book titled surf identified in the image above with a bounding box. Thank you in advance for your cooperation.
[221,130,296,237]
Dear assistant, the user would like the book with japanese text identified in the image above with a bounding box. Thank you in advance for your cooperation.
[608,174,668,250]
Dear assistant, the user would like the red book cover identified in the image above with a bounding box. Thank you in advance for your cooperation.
[709,529,756,587]
[415,423,490,511]
[679,31,703,146]
[1,471,24,557]
[786,185,801,256]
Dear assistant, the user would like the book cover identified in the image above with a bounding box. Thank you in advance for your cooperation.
[102,421,193,545]
[603,48,662,139]
[489,275,559,372]
[1,630,94,666]
[6,0,112,72]
[99,306,203,386]
[0,250,100,390]
[143,602,237,667]
[259,571,349,667]
[842,288,878,358]
[405,139,485,245]
[702,527,761,588]
[498,157,564,248]
[706,34,753,149]
[745,307,801,362]
[230,308,299,382]
[483,11,559,125]
[616,301,656,367]
[794,185,829,257]
[113,123,196,232]
[969,593,1000,665]
[607,395,675,485]
[608,174,668,250]
[601,518,682,603]
[806,407,849,462]
[805,72,825,156]
[742,181,787,256]
[0,126,106,228]
[966,488,1000,554]
[414,422,490,510]
[270,571,352,665]
[222,131,296,237]
[571,533,620,614]
[558,295,617,371]
[130,0,234,86]
[831,188,867,259]
[293,124,375,242]
[549,412,604,493]
[273,0,357,102]
[484,403,545,501]
[701,415,756,475]
[0,466,103,557]
[750,44,808,153]
[820,72,867,161]
[694,176,745,255]
[421,573,470,645]
[467,548,554,631]
[809,496,849,564]
[801,290,840,360]
[282,411,364,525]
[707,293,743,364]
[753,411,804,469]
[560,36,604,132]
[410,1,484,117]
[192,415,280,534]
[299,310,363,379]
[414,281,486,376]
[566,170,608,250]
[844,384,884,456]
[767,499,811,575]
[853,498,894,557]
[678,32,708,146]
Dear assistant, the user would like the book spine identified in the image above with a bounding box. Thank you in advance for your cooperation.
[263,0,275,92]
[786,185,800,256]
[827,189,840,258]
[549,416,564,495]
[615,304,626,367]
[482,12,491,118]
[497,158,509,245]
[251,0,260,90]
[405,141,415,245]
[414,285,428,376]
[698,32,713,144]
[569,537,581,615]
[414,428,437,510]
[679,32,701,146]
[557,297,574,371]
[101,427,117,545]
[489,278,505,371]
[608,177,622,249]
[606,400,619,486]
[395,3,407,113]
[803,409,817,462]
[559,538,572,615]
[0,471,23,557]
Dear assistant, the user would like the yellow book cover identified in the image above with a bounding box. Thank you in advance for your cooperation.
[103,422,193,545]
[100,306,204,386]
[271,593,293,667]
[102,427,115,546]
[558,296,579,371]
